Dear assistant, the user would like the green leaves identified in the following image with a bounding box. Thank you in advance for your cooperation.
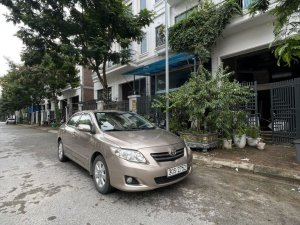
[1,0,154,103]
[274,34,300,66]
[153,65,253,133]
[169,0,241,63]
[248,0,300,66]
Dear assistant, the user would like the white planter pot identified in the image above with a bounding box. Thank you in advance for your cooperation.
[247,137,258,147]
[223,139,232,149]
[234,134,247,148]
[257,142,266,150]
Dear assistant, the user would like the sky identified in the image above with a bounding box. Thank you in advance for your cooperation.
[0,5,23,77]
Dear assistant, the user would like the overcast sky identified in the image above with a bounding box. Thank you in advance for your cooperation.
[0,5,23,77]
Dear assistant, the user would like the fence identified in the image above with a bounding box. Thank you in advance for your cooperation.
[103,100,129,111]
[82,100,97,110]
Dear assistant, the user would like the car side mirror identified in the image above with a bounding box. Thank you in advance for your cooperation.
[77,124,92,133]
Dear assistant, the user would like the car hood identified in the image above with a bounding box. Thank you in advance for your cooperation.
[103,128,182,149]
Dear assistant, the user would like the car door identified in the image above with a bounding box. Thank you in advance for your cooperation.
[74,113,96,169]
[62,113,82,157]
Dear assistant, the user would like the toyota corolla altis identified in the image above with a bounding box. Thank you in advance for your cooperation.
[57,110,192,194]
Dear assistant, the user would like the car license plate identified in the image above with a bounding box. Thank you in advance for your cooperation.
[167,164,187,177]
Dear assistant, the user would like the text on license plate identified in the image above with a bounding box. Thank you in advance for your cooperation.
[167,164,188,177]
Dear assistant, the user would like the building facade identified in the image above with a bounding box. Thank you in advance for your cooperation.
[92,0,300,143]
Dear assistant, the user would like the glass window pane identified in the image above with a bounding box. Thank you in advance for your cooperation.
[243,0,252,8]
[67,114,81,127]
[156,75,166,92]
[141,35,147,54]
[78,114,92,126]
[155,25,165,47]
[140,0,146,10]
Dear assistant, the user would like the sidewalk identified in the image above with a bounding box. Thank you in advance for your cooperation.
[193,144,300,182]
[18,124,58,134]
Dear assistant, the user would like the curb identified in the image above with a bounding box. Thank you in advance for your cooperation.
[48,130,58,134]
[193,155,300,182]
[17,124,58,134]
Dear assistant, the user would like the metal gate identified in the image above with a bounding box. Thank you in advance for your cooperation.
[271,78,300,144]
[240,81,259,126]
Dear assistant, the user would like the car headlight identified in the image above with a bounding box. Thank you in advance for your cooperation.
[113,148,146,163]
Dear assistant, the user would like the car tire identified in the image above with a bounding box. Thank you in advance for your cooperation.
[93,155,112,194]
[58,140,68,162]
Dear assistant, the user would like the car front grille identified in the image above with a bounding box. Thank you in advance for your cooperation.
[154,170,189,184]
[150,148,184,162]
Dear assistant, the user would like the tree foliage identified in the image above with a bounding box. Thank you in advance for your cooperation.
[171,65,252,132]
[169,0,241,62]
[0,0,154,102]
[0,64,46,115]
[248,0,300,66]
[0,51,79,122]
[152,65,253,135]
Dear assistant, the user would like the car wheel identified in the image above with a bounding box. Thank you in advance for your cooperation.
[93,155,112,194]
[58,140,68,162]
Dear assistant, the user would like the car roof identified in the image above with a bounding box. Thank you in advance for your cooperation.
[79,110,131,114]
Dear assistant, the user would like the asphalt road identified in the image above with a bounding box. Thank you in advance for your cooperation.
[1,122,300,225]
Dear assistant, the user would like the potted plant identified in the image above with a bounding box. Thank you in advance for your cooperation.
[171,65,252,151]
[246,125,260,147]
[222,125,233,149]
[233,123,247,148]
[232,112,248,148]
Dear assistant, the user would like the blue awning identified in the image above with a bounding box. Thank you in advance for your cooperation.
[124,53,194,76]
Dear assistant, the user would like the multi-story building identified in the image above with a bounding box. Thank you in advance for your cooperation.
[92,0,300,143]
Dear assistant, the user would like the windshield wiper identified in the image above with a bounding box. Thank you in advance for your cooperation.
[140,127,156,130]
[105,128,125,132]
[126,127,156,131]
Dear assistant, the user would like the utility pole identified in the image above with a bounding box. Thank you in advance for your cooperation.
[165,0,169,131]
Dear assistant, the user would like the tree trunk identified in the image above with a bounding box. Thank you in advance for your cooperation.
[53,97,61,126]
[94,62,110,104]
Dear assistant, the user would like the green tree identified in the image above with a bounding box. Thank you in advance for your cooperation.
[40,50,79,123]
[1,0,154,102]
[0,63,47,116]
[0,51,79,124]
[248,0,300,66]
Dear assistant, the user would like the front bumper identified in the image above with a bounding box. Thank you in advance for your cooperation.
[107,149,193,192]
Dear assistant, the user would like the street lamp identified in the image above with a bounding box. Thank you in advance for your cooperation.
[165,0,169,131]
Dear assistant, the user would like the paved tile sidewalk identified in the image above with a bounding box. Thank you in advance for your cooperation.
[193,144,300,181]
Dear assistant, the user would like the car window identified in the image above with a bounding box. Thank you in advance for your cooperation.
[77,114,92,126]
[67,114,81,127]
[95,112,155,131]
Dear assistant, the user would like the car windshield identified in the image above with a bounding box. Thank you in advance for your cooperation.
[95,112,155,131]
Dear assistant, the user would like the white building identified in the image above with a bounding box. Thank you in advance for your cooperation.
[93,0,281,103]
[91,0,300,143]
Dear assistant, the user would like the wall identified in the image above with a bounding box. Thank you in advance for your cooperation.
[212,12,275,74]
